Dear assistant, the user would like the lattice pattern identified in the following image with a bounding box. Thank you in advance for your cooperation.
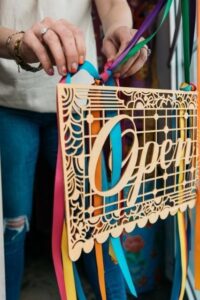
[57,84,198,261]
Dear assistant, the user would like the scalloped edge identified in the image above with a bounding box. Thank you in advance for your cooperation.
[69,199,196,261]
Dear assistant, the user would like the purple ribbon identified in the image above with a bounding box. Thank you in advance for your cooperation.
[189,0,196,61]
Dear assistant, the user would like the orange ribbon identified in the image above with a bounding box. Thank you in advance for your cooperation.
[92,110,107,300]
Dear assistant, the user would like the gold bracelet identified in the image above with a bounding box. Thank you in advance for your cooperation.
[6,31,25,58]
[13,37,42,72]
[6,31,42,73]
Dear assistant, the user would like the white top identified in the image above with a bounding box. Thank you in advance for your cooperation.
[0,0,97,112]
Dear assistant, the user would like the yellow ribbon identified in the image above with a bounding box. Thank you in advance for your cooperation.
[61,221,77,300]
[177,212,187,300]
[178,105,187,300]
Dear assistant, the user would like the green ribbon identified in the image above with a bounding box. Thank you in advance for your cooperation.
[182,0,190,83]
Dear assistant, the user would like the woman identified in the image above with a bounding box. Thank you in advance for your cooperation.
[0,0,148,299]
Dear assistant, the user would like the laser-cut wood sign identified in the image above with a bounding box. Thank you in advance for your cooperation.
[57,84,198,261]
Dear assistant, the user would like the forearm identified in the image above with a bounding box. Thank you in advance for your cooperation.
[95,0,133,35]
[0,27,18,59]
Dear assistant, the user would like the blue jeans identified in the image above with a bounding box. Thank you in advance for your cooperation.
[0,107,127,300]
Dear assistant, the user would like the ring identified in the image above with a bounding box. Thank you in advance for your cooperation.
[147,48,151,57]
[40,27,49,37]
[142,45,151,57]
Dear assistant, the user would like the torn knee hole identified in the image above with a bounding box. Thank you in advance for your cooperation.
[4,216,29,236]
[6,217,25,228]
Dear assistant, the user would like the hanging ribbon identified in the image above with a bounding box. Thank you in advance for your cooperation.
[171,0,196,298]
[52,142,67,300]
[167,0,196,68]
[104,76,137,297]
[170,219,182,300]
[189,0,196,61]
[177,101,188,300]
[182,0,191,83]
[187,0,196,284]
[91,109,107,300]
[167,1,182,68]
[73,264,87,300]
[61,222,77,300]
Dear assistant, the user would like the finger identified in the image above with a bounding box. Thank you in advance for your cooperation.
[52,21,79,72]
[102,39,117,61]
[22,30,54,75]
[70,26,86,64]
[41,28,67,75]
[34,21,67,75]
[114,50,140,77]
[115,31,144,63]
[122,47,148,78]
[114,28,132,56]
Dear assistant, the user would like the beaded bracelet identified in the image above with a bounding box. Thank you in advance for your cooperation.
[6,31,42,73]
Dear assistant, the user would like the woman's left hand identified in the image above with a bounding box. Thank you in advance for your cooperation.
[102,26,149,78]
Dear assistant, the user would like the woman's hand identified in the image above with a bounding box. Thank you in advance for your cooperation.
[19,18,86,76]
[102,26,148,78]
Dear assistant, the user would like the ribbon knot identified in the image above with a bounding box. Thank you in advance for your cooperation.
[100,61,113,83]
[180,82,196,91]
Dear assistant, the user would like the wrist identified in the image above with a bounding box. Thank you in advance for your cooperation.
[5,31,24,59]
[104,24,132,38]
[6,31,42,72]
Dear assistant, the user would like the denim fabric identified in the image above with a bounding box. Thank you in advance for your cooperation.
[83,241,127,300]
[0,106,126,300]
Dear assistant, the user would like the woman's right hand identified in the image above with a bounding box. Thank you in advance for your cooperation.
[19,18,86,76]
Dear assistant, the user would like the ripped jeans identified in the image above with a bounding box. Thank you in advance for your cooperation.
[0,107,127,300]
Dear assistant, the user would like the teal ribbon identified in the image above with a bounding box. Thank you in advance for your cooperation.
[102,76,137,297]
[171,0,194,298]
[73,264,87,300]
[65,60,99,83]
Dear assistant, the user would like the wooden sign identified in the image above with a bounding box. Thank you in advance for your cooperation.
[57,84,198,261]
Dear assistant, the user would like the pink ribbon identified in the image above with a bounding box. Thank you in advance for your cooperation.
[52,142,67,300]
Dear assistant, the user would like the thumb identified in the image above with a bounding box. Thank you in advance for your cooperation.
[102,38,117,61]
[116,30,132,57]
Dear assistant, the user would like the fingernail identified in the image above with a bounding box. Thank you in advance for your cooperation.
[79,56,84,65]
[62,66,67,75]
[71,62,78,73]
[48,68,54,76]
